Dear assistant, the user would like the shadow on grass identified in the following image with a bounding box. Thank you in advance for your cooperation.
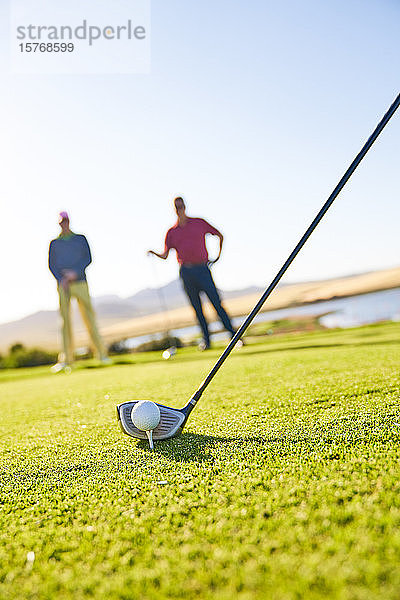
[5,412,399,493]
[136,431,258,462]
[80,359,136,369]
[135,410,400,462]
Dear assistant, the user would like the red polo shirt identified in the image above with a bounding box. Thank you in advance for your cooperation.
[165,217,220,265]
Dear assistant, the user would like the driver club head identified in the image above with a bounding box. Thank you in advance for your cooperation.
[116,401,188,441]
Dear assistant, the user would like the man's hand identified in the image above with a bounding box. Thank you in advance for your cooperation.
[61,270,77,290]
[207,256,220,268]
[147,249,169,260]
[209,231,223,267]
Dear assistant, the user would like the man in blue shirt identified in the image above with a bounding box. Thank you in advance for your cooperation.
[48,211,110,372]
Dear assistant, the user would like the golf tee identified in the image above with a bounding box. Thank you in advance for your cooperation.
[146,430,154,450]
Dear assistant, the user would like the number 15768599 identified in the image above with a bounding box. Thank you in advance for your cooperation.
[19,43,75,52]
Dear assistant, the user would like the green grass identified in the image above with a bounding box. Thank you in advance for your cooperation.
[1,322,400,599]
[246,315,326,336]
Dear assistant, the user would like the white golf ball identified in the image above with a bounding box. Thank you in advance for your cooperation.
[131,401,160,431]
[162,350,171,360]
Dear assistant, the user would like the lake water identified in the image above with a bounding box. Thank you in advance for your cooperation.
[126,287,400,348]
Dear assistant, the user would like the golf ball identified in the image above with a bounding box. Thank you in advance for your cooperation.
[131,401,160,431]
[162,346,177,360]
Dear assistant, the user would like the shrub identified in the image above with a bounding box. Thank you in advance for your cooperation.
[4,347,58,369]
[108,340,131,355]
[135,335,183,353]
[9,343,24,354]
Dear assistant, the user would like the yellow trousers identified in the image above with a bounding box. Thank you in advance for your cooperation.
[58,280,106,364]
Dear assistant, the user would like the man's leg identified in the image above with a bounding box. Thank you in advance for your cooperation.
[200,266,236,336]
[58,284,74,364]
[180,267,210,347]
[71,281,107,359]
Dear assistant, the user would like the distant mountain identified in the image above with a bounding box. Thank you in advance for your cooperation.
[1,266,399,352]
[99,280,263,318]
[0,280,262,351]
[125,280,186,314]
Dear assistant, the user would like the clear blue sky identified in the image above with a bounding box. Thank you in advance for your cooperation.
[0,0,399,324]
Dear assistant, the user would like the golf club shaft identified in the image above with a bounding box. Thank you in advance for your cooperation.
[189,92,400,407]
[150,256,171,335]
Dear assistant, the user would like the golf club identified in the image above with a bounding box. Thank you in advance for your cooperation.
[148,255,177,359]
[117,92,400,442]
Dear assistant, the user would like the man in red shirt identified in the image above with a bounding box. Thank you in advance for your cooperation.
[148,197,236,350]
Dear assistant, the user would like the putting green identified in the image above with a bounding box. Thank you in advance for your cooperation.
[1,322,400,599]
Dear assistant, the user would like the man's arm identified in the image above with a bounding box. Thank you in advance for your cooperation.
[203,220,224,264]
[147,249,170,260]
[48,240,63,281]
[68,235,92,279]
[148,229,172,260]
[213,230,223,262]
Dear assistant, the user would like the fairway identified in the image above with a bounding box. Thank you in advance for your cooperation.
[1,322,400,599]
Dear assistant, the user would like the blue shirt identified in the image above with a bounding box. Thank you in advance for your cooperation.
[48,233,92,282]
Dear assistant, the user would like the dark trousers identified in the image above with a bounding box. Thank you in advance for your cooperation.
[180,264,235,346]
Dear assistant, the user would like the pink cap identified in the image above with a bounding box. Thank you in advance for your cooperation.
[58,211,69,223]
